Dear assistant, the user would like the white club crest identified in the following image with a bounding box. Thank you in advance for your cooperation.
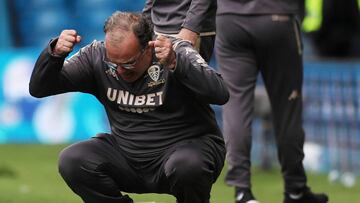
[148,65,160,82]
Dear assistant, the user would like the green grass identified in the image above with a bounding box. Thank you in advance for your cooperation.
[0,144,358,203]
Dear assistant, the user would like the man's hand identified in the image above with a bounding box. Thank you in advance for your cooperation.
[53,30,81,56]
[148,35,176,69]
[177,28,198,46]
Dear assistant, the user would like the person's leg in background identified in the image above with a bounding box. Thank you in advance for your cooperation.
[215,14,260,203]
[255,15,328,203]
[257,14,307,192]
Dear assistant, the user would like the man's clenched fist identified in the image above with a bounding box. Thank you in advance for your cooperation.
[53,29,81,56]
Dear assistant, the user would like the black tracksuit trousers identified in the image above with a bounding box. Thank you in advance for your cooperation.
[58,133,225,203]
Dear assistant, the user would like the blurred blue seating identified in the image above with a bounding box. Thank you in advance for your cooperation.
[75,0,121,10]
[119,0,145,11]
[19,10,70,47]
[13,0,69,47]
[75,10,115,45]
[73,0,121,45]
[0,0,12,48]
[12,0,146,47]
[14,0,65,11]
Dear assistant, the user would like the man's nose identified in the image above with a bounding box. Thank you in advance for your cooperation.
[116,66,127,74]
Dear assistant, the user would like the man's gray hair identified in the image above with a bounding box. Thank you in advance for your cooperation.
[103,11,153,49]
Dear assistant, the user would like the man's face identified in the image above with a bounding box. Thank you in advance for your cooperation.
[104,31,150,83]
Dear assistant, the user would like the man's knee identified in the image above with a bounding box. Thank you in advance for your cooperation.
[58,143,92,181]
[165,148,205,184]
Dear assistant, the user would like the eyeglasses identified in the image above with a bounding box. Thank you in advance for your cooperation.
[103,48,146,70]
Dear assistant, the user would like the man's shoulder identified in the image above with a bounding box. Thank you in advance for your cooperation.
[84,40,104,51]
[90,40,104,48]
[76,40,105,58]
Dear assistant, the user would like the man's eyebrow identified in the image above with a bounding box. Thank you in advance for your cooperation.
[122,56,137,63]
[108,53,137,64]
[120,50,144,63]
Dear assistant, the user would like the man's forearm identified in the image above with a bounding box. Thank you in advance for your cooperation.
[29,45,67,98]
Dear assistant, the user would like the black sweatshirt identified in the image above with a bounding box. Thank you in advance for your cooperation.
[29,39,229,161]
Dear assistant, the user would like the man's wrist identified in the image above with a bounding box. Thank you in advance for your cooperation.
[168,58,177,70]
[49,38,67,58]
[169,51,178,69]
[178,28,198,46]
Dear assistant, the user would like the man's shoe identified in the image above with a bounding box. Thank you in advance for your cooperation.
[284,187,328,203]
[119,194,134,203]
[235,188,260,203]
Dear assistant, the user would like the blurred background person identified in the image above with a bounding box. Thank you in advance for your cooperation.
[215,0,329,203]
[316,0,359,57]
[303,0,360,58]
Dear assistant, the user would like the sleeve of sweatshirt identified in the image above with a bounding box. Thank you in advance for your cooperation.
[29,39,97,98]
[181,0,213,33]
[171,39,229,105]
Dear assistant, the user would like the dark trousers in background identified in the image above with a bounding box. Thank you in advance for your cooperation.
[215,14,307,193]
[198,34,215,63]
